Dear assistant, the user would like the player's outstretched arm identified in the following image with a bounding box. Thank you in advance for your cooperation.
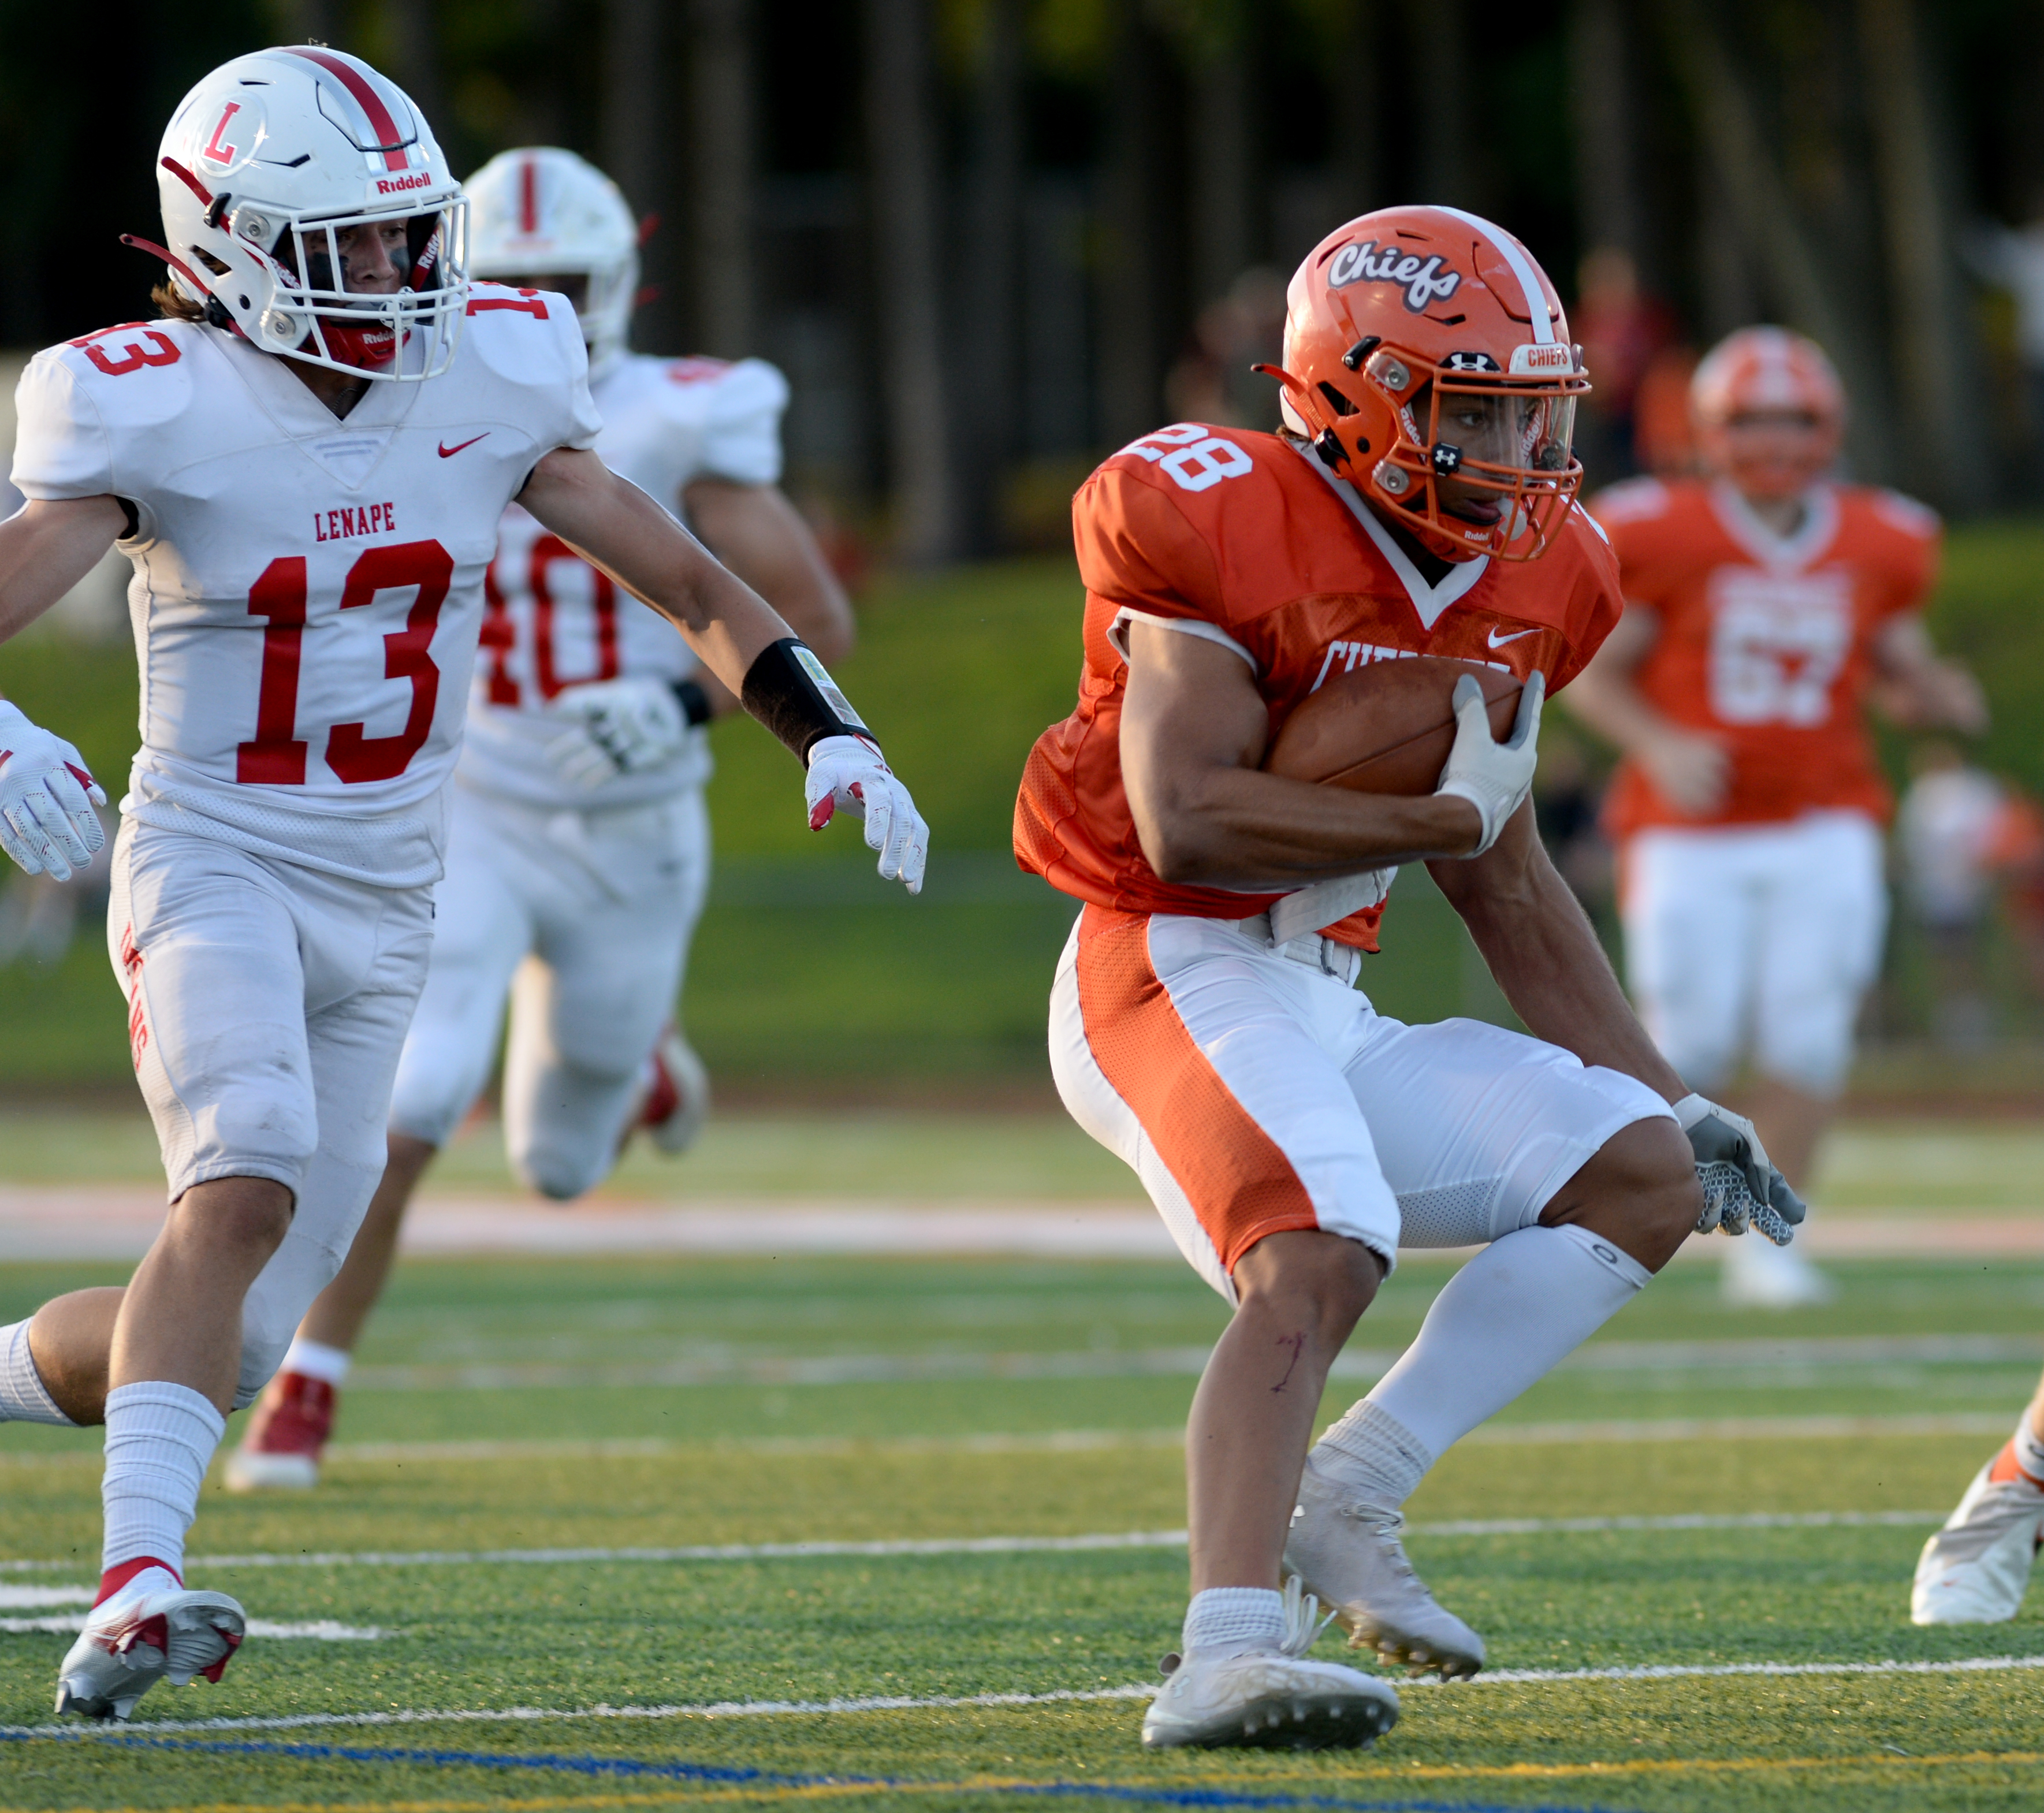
[1121,621,1486,885]
[517,448,926,891]
[684,479,854,667]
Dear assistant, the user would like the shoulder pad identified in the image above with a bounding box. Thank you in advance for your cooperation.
[1869,487,1941,539]
[43,321,200,429]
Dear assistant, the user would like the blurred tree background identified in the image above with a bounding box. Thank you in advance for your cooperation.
[8,0,2044,546]
[8,0,2044,1101]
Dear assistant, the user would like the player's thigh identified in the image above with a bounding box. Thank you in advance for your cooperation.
[237,882,436,1406]
[386,802,539,1146]
[527,796,703,1075]
[1621,829,1755,1086]
[1343,1012,1675,1248]
[1049,908,1398,1304]
[1753,812,1887,1094]
[106,821,317,1201]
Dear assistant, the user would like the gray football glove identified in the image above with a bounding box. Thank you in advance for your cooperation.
[1675,1092,1805,1247]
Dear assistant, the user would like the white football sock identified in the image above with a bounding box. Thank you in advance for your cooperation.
[0,1318,75,1427]
[280,1337,352,1386]
[1182,1587,1285,1659]
[1324,1223,1649,1491]
[101,1381,225,1576]
[1312,1399,1434,1509]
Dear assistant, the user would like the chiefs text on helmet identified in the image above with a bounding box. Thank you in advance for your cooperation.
[465,148,639,377]
[1691,326,1845,500]
[154,46,468,381]
[1261,206,1589,562]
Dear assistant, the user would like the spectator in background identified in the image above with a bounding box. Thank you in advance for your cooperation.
[1573,247,1676,483]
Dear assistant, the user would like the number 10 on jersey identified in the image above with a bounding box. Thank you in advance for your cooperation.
[238,541,453,786]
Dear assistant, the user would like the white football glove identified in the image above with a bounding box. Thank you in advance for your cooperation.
[805,732,928,895]
[543,677,691,790]
[0,702,106,883]
[1676,1092,1806,1246]
[1435,671,1544,856]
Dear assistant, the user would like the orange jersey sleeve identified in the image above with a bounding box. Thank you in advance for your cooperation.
[1590,477,1939,836]
[1018,426,1625,947]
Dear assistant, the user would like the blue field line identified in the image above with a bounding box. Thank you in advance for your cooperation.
[0,1726,1630,1813]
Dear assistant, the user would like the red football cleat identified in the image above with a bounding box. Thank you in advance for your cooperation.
[224,1369,334,1492]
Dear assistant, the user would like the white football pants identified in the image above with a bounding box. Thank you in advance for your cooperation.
[387,781,710,1198]
[107,819,435,1407]
[1621,809,1886,1098]
[1049,906,1671,1304]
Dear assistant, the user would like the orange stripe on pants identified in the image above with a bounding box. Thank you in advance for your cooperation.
[1073,904,1320,1274]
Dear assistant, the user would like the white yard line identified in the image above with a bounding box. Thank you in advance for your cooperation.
[0,1509,1950,1575]
[9,1651,2044,1739]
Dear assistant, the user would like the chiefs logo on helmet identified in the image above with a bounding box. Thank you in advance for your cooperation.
[1257,206,1589,564]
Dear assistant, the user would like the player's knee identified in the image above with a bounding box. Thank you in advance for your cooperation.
[1547,1116,1699,1271]
[511,1141,605,1203]
[172,1175,296,1259]
[1233,1228,1385,1343]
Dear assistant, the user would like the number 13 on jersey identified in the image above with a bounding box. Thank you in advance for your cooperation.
[237,540,454,785]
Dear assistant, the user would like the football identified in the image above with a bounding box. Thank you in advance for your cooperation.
[1264,655,1522,795]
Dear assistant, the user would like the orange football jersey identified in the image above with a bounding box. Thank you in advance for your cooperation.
[1014,423,1624,949]
[1590,476,1939,837]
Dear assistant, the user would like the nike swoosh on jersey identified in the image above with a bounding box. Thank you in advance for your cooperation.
[1487,625,1538,647]
[438,434,489,458]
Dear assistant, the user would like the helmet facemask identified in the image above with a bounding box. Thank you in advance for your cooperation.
[239,196,470,377]
[1271,343,1588,561]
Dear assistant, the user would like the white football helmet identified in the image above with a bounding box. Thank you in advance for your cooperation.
[151,46,468,381]
[465,148,638,375]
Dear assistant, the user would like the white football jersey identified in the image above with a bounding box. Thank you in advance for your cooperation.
[9,288,601,885]
[459,353,788,810]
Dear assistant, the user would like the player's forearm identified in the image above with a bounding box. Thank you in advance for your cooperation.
[1131,766,1483,887]
[1435,817,1686,1102]
[520,449,793,695]
[1557,665,1680,758]
[686,481,854,664]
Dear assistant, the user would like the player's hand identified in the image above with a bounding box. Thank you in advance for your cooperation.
[1641,727,1729,816]
[0,702,106,883]
[805,733,928,895]
[1436,671,1543,857]
[543,677,690,789]
[1676,1092,1806,1246]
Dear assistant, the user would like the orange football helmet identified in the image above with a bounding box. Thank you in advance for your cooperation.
[1261,205,1589,562]
[1690,326,1845,500]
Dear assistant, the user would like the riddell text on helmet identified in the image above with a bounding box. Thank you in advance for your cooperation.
[1326,240,1461,311]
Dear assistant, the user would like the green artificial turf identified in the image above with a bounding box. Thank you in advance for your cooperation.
[6,1250,2044,1808]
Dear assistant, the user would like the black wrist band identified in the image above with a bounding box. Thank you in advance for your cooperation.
[740,637,872,762]
[671,679,714,727]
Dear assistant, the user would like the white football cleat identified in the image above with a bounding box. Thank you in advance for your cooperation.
[1142,1578,1399,1750]
[1283,1454,1485,1678]
[638,1026,710,1155]
[1722,1235,1836,1308]
[1913,1447,2044,1625]
[54,1583,245,1721]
